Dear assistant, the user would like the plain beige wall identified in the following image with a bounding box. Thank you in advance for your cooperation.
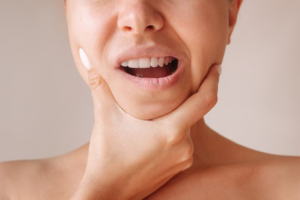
[0,0,299,162]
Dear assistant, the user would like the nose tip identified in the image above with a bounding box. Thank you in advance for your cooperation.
[118,4,164,35]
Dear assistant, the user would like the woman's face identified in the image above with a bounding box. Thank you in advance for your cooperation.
[65,0,239,120]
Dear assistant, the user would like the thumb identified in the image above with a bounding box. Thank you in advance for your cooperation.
[158,64,221,129]
[79,48,118,113]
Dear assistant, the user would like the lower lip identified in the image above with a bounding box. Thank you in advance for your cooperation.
[117,61,185,91]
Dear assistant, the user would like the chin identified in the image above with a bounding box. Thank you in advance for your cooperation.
[109,78,193,120]
[120,101,180,120]
[110,87,190,120]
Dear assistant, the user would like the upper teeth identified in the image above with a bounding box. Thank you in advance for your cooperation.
[121,57,175,68]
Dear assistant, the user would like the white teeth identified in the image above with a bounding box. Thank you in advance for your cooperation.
[151,57,159,68]
[139,58,151,68]
[121,61,128,67]
[121,56,175,68]
[164,57,169,65]
[158,57,165,67]
[128,59,139,68]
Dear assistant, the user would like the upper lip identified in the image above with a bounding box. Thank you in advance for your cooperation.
[114,45,185,68]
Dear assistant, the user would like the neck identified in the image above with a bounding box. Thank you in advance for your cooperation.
[189,118,218,168]
[67,117,245,175]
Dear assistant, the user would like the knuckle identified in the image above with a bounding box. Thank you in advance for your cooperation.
[164,128,184,146]
[181,157,194,171]
[185,157,194,168]
[204,92,218,109]
[88,69,103,90]
[89,76,102,90]
[162,121,189,146]
[181,144,194,162]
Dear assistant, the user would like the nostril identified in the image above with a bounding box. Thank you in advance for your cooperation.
[146,25,155,30]
[123,26,132,32]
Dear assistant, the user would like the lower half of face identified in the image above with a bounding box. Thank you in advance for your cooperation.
[104,61,193,120]
[67,0,229,120]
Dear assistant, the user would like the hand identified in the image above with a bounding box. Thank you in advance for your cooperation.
[72,49,221,200]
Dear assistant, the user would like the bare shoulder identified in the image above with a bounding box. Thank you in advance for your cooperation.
[0,159,48,199]
[237,155,300,199]
[0,154,85,200]
[0,161,14,199]
[145,154,300,200]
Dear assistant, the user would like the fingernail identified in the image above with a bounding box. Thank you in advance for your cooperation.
[217,64,222,75]
[79,48,92,71]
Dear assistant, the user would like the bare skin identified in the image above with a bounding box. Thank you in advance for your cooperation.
[1,0,300,199]
[1,120,300,199]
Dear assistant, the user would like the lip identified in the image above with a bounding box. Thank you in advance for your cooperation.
[114,45,187,91]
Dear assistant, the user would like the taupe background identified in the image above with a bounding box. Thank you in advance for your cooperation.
[0,0,299,162]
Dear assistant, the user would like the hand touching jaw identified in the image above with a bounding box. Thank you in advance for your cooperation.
[72,48,221,199]
[66,0,241,120]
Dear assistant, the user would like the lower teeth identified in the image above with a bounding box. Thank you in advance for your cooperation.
[136,73,143,77]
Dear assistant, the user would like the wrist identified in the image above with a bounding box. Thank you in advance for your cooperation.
[71,173,132,200]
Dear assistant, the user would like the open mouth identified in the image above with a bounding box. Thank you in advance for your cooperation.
[121,57,178,78]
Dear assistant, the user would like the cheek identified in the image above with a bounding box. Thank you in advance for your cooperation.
[171,3,228,93]
[67,3,117,75]
[189,28,227,93]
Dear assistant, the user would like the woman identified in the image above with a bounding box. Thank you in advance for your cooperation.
[1,0,299,199]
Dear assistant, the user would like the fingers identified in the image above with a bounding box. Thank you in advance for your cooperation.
[159,64,221,129]
[79,48,117,113]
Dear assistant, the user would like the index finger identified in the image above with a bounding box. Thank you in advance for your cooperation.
[79,48,118,112]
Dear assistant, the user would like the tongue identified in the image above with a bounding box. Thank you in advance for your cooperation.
[126,64,173,78]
